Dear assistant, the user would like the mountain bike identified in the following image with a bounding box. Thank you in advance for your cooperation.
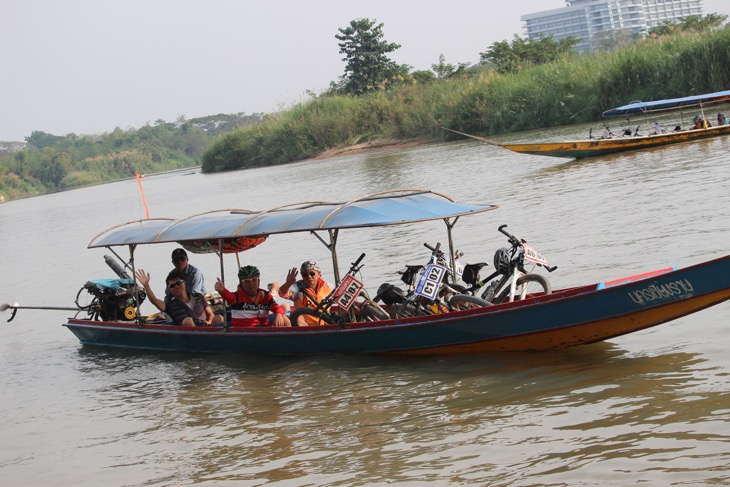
[288,253,389,326]
[374,242,489,319]
[460,225,557,304]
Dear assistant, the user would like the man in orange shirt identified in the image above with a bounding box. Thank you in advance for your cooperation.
[278,261,335,325]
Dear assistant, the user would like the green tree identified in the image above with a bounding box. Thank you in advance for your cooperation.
[335,18,402,95]
[33,150,70,188]
[25,130,64,148]
[480,34,579,73]
[649,13,728,36]
[431,54,470,79]
[410,69,437,84]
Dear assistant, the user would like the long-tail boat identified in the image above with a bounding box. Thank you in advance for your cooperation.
[3,190,729,355]
[447,90,730,159]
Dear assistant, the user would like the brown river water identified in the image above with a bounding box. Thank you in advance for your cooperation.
[1,122,729,486]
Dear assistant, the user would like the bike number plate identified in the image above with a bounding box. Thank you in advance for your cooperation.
[414,264,446,300]
[332,275,364,312]
[443,256,464,280]
[453,259,464,280]
[522,243,549,266]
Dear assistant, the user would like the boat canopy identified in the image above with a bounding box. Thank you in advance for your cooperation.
[88,189,498,251]
[602,90,730,117]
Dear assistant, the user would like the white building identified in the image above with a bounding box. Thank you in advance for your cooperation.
[522,0,705,53]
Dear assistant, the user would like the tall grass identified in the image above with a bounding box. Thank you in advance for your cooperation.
[202,28,730,173]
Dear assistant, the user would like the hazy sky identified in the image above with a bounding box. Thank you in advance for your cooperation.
[2,0,729,141]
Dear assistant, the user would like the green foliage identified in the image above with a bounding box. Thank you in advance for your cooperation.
[335,18,403,95]
[431,54,471,80]
[0,113,262,200]
[203,26,730,172]
[5,15,730,198]
[479,34,580,73]
[649,13,728,36]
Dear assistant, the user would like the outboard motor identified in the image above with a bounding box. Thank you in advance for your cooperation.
[78,279,146,321]
[104,254,131,279]
[75,256,146,321]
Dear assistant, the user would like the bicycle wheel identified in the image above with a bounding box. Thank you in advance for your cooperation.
[494,274,552,304]
[360,301,390,322]
[448,294,491,310]
[289,308,335,326]
[390,303,431,319]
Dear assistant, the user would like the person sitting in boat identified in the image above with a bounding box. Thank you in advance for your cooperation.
[278,261,335,326]
[214,265,290,327]
[673,125,683,132]
[135,268,224,327]
[165,248,207,303]
[651,121,667,135]
[692,114,711,129]
[267,282,290,312]
[717,113,728,126]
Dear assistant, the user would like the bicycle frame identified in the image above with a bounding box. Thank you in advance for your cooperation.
[462,225,557,303]
[406,243,462,313]
[289,253,375,326]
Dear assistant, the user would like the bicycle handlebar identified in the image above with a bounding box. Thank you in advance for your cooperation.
[500,224,557,272]
[498,224,514,239]
[423,242,441,253]
[498,224,522,246]
[351,253,366,270]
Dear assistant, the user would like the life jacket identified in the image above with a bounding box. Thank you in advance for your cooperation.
[293,278,332,326]
[166,292,207,325]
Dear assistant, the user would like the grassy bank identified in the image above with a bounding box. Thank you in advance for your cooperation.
[0,114,260,201]
[202,28,730,173]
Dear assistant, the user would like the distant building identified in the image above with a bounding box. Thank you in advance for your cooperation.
[522,0,705,53]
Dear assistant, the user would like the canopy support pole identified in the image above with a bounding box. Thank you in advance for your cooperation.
[108,247,132,275]
[310,229,341,282]
[329,229,340,283]
[218,239,229,330]
[128,244,142,326]
[444,216,459,284]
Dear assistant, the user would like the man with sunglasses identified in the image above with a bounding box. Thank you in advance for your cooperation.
[135,268,223,327]
[165,248,207,303]
[278,261,335,326]
[214,265,290,327]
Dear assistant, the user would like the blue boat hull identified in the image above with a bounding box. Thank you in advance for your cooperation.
[63,255,730,355]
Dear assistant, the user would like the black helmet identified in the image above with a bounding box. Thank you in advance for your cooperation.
[238,265,260,280]
[494,247,511,274]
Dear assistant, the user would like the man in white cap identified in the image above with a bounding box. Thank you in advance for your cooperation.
[278,261,335,325]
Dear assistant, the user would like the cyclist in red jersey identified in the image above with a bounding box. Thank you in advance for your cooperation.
[215,265,290,327]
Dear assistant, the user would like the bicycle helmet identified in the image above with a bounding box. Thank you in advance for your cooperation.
[238,265,260,280]
[493,247,511,274]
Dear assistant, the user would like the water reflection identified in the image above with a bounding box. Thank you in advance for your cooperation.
[68,344,727,485]
[2,127,729,486]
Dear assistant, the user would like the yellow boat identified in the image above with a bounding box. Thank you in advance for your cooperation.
[446,90,730,159]
[499,124,730,158]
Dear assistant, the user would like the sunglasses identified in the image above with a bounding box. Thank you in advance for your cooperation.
[240,277,259,284]
[303,272,318,277]
[168,279,184,289]
[172,257,187,263]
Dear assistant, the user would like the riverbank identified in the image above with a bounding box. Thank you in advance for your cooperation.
[311,137,434,159]
[202,28,730,174]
